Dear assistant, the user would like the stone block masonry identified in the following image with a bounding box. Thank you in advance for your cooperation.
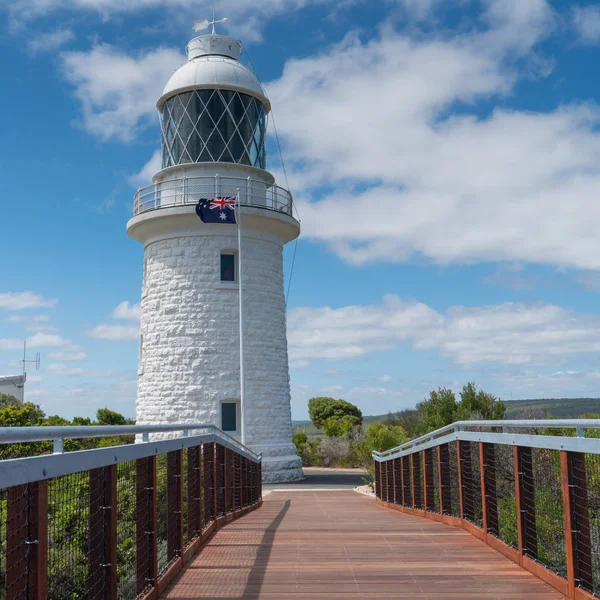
[136,230,303,482]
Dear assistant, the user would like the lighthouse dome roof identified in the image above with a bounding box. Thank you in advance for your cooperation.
[157,34,270,113]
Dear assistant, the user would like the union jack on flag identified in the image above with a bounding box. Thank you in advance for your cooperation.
[196,196,237,224]
[209,197,236,211]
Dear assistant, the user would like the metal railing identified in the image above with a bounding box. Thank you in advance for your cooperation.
[373,420,600,600]
[0,424,263,600]
[133,174,294,217]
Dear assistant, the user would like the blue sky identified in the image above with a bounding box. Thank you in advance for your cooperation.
[3,0,600,421]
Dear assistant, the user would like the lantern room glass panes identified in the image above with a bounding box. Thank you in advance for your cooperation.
[161,89,266,169]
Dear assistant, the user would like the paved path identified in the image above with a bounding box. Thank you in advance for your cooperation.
[262,467,366,490]
[162,490,564,599]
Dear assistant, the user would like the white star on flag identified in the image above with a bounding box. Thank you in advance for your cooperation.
[219,212,227,220]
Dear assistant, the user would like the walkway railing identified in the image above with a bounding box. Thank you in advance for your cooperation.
[0,424,262,600]
[373,420,600,600]
[133,174,294,217]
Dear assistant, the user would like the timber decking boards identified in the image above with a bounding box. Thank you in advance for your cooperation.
[161,490,564,599]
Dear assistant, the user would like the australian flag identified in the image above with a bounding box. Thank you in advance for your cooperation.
[196,197,237,224]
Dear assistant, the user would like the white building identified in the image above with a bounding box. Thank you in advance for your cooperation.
[0,375,25,403]
[127,30,303,482]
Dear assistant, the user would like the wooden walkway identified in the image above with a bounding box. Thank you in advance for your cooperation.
[161,490,565,599]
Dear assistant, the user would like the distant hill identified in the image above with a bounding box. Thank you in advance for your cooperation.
[292,397,600,435]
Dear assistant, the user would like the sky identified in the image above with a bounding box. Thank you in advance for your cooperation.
[3,0,600,421]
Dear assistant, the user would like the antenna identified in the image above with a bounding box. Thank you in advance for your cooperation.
[20,340,41,378]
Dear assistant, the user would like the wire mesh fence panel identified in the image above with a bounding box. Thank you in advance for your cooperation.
[165,451,181,570]
[215,445,225,518]
[5,485,33,600]
[156,453,168,575]
[424,449,439,513]
[0,488,4,600]
[186,446,201,547]
[572,452,599,595]
[531,448,567,578]
[116,461,136,600]
[493,444,518,548]
[182,450,189,548]
[135,457,155,599]
[234,453,241,512]
[401,456,412,507]
[412,454,423,509]
[386,460,394,503]
[464,442,482,527]
[47,472,89,600]
[447,442,461,518]
[393,459,401,505]
[203,444,214,529]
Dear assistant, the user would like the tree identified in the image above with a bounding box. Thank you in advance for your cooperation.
[308,397,362,430]
[457,382,505,421]
[96,408,135,426]
[355,422,409,481]
[322,416,357,437]
[415,387,458,435]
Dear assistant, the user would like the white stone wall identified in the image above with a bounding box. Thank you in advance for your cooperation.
[136,229,302,482]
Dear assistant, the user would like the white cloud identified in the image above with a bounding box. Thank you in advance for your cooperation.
[129,150,161,188]
[46,363,114,376]
[60,44,185,141]
[111,301,141,321]
[572,5,600,44]
[0,292,57,311]
[378,375,394,383]
[266,7,600,270]
[8,0,337,41]
[288,295,600,367]
[28,333,81,349]
[28,28,74,53]
[88,324,139,341]
[0,339,24,351]
[6,314,50,323]
[46,351,87,361]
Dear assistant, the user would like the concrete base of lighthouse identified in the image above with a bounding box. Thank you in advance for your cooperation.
[249,444,303,482]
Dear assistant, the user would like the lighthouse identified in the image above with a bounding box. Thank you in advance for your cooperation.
[127,23,303,482]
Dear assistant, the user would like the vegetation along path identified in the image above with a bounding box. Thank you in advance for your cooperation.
[162,490,563,599]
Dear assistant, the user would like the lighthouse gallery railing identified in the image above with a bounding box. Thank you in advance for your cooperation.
[0,423,262,600]
[373,419,600,600]
[133,174,294,217]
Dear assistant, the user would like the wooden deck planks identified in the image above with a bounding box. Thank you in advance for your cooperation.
[161,490,565,599]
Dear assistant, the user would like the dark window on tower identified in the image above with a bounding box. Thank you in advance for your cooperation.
[221,402,237,432]
[220,253,235,282]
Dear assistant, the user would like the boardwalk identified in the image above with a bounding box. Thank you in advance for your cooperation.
[162,490,564,599]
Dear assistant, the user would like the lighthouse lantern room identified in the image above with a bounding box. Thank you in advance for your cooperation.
[127,23,303,482]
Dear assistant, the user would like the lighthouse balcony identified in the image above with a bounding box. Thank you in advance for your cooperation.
[133,174,294,217]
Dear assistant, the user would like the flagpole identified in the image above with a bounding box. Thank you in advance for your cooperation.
[236,189,246,446]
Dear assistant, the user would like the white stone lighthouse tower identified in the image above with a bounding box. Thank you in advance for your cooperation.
[127,26,303,482]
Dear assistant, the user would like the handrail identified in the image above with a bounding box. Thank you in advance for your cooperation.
[372,419,600,459]
[132,173,294,217]
[0,422,261,461]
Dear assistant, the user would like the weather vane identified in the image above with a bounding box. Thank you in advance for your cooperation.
[194,7,229,35]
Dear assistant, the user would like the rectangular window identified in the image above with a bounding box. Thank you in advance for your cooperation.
[221,402,237,432]
[220,253,236,282]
